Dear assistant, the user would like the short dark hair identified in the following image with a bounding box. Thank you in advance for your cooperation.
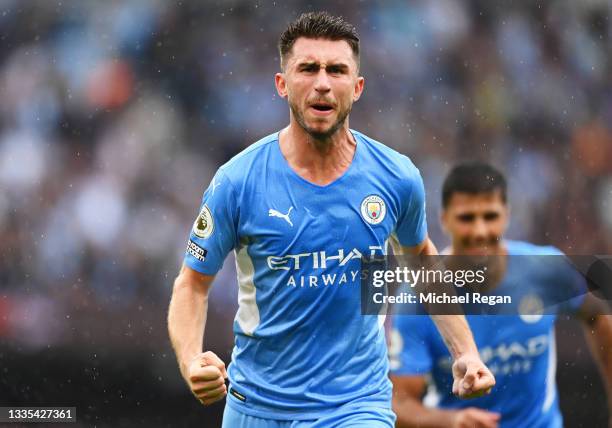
[278,11,360,70]
[442,162,507,208]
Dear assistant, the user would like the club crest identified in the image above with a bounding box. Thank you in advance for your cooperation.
[518,294,544,323]
[360,195,386,225]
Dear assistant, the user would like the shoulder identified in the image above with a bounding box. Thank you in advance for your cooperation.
[218,132,278,184]
[505,240,566,283]
[353,129,423,201]
[505,240,563,256]
[354,130,421,177]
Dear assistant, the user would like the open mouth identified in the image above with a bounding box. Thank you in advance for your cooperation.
[311,104,333,112]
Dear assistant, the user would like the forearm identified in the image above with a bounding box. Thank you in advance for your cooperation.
[402,240,477,358]
[421,242,477,358]
[394,396,456,428]
[168,276,209,380]
[430,315,478,359]
[419,238,439,256]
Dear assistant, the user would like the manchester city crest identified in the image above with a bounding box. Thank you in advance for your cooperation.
[518,294,544,323]
[360,195,386,225]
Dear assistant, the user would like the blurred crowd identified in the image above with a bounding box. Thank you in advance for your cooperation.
[0,0,611,351]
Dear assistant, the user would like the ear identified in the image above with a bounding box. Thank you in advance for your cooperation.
[353,76,365,102]
[502,204,510,233]
[440,209,449,234]
[275,73,288,98]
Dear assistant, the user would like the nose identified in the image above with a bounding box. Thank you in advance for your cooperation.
[314,69,331,93]
[472,217,488,242]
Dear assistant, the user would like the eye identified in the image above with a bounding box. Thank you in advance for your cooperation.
[300,64,318,73]
[326,66,344,74]
[457,213,475,223]
[483,212,500,221]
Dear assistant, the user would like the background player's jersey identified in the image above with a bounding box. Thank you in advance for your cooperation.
[389,240,586,428]
[184,130,427,420]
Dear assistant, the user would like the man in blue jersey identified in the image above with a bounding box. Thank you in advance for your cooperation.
[389,162,612,428]
[168,12,494,427]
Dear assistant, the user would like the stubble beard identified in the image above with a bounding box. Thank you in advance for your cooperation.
[289,100,351,143]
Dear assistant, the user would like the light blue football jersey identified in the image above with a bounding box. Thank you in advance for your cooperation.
[389,240,586,428]
[184,130,427,419]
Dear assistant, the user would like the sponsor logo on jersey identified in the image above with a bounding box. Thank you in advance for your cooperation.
[267,246,384,288]
[361,195,386,225]
[268,206,294,227]
[186,239,208,262]
[267,247,382,271]
[193,204,214,238]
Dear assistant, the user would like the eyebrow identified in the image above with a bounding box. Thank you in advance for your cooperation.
[456,213,475,222]
[455,211,500,221]
[296,61,350,72]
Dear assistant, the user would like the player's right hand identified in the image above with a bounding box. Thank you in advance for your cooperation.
[451,407,500,428]
[186,351,228,406]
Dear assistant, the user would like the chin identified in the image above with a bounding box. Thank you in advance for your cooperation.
[305,124,336,139]
[465,247,502,257]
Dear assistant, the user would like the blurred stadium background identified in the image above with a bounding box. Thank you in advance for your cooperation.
[0,0,611,426]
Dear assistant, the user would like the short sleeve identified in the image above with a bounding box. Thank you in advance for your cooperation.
[394,167,428,247]
[388,314,434,376]
[184,168,238,276]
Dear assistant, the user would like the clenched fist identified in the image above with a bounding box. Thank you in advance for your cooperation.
[186,351,228,406]
[452,353,495,399]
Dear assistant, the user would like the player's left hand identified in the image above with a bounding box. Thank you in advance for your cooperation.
[451,353,495,399]
[186,351,228,406]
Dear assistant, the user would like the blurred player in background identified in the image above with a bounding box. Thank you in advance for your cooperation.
[389,162,612,428]
[168,11,494,428]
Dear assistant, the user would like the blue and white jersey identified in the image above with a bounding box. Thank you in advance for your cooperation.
[389,240,586,428]
[184,130,428,420]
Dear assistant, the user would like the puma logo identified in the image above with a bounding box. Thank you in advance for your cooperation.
[211,177,222,195]
[268,207,294,227]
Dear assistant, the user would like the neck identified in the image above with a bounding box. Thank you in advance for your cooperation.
[278,117,357,186]
[449,241,508,257]
[449,241,508,292]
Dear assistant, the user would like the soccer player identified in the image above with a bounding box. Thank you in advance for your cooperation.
[168,12,494,427]
[389,162,612,428]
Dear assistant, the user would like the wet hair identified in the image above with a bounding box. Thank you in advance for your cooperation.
[442,162,507,208]
[278,11,360,70]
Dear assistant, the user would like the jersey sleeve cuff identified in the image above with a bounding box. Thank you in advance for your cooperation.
[184,254,220,276]
[397,225,428,248]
